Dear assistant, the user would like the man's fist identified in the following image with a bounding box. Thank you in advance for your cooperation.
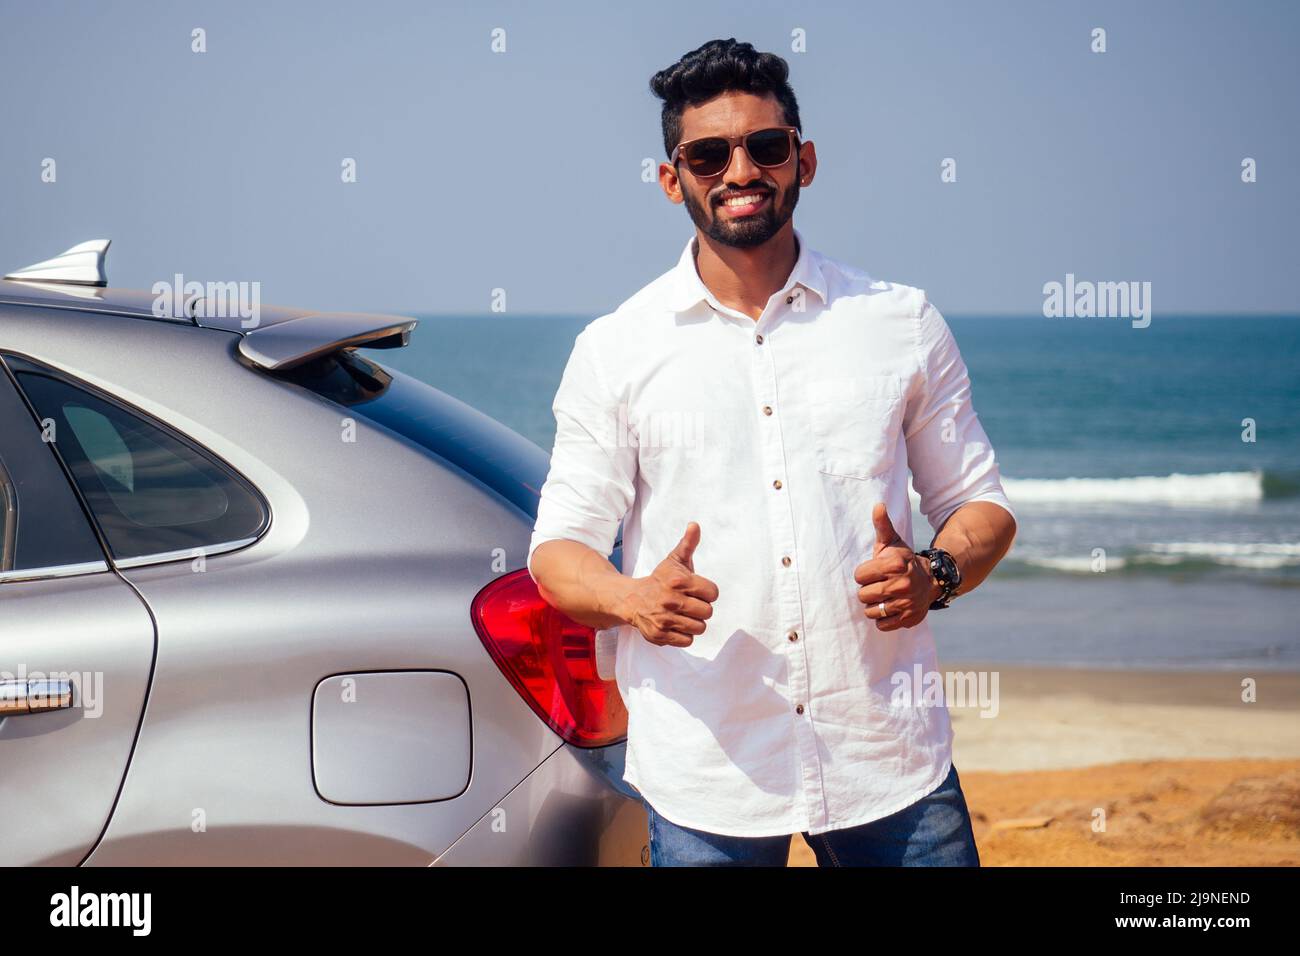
[622,522,720,647]
[852,503,941,632]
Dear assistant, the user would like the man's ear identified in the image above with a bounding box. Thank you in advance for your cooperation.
[659,161,685,204]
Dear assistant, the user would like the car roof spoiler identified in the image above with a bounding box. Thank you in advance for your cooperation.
[237,312,418,372]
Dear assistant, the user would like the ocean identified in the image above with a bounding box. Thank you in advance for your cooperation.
[370,313,1300,671]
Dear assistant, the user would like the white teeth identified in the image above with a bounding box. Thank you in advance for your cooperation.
[723,193,766,206]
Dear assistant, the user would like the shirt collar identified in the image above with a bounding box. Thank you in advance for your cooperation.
[665,225,829,314]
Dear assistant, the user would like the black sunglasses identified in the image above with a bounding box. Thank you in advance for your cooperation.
[670,126,800,179]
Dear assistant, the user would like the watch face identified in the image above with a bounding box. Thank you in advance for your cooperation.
[925,550,959,586]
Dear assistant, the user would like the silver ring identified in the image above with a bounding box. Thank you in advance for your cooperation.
[877,602,887,617]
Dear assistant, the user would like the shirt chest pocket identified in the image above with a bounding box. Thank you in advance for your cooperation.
[805,375,905,480]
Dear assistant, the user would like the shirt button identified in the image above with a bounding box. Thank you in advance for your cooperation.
[755,333,764,344]
[762,405,773,416]
[787,630,798,642]
[772,479,782,490]
[795,703,805,715]
[786,295,794,304]
[781,555,791,567]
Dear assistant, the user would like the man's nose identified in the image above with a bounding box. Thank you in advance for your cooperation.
[724,143,763,183]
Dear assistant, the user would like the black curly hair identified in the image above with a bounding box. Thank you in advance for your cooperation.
[649,38,802,159]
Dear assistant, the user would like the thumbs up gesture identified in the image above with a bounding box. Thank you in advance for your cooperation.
[852,503,941,631]
[623,522,720,647]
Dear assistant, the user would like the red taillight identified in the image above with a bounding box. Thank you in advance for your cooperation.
[470,568,628,748]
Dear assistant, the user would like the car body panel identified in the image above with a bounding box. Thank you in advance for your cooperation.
[0,571,155,866]
[433,744,648,867]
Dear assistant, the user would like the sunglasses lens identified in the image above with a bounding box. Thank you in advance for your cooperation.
[746,128,793,166]
[684,138,731,177]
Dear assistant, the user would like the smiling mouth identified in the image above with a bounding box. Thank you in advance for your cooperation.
[716,189,772,217]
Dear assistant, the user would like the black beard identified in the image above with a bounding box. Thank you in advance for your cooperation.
[682,176,799,249]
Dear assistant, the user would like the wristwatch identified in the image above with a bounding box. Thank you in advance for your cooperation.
[916,547,961,609]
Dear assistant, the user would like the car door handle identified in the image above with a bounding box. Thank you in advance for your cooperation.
[0,679,74,716]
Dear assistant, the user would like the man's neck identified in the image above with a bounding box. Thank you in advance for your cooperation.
[693,224,799,322]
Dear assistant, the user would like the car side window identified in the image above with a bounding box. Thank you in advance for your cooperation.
[0,362,106,576]
[4,355,269,563]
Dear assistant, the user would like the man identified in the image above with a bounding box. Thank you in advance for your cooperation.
[527,38,1017,867]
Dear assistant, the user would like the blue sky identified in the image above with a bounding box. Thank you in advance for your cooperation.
[2,0,1296,316]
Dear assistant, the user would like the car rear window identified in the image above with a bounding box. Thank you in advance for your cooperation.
[273,349,550,521]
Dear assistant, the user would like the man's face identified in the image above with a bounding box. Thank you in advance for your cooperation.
[663,91,814,249]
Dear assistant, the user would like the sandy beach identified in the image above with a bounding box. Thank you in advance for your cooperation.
[790,666,1300,866]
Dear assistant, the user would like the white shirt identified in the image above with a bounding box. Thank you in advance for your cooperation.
[527,227,1016,837]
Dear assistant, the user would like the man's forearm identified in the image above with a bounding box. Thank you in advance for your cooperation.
[930,501,1017,597]
[529,539,634,629]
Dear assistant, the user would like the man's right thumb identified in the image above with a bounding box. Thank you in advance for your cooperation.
[670,521,701,567]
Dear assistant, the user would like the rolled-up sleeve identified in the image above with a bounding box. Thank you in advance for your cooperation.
[903,291,1017,538]
[526,326,637,580]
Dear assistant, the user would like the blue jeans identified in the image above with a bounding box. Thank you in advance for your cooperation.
[645,763,980,867]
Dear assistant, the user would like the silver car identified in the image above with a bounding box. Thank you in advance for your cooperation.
[0,241,648,866]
